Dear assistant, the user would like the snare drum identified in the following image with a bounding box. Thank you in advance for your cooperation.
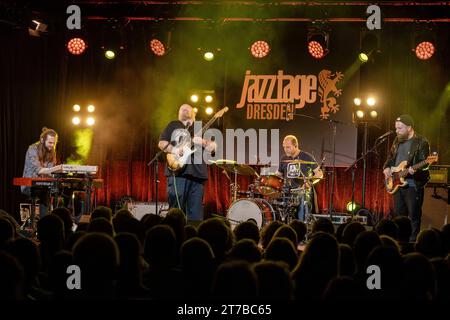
[257,175,284,197]
[226,198,276,230]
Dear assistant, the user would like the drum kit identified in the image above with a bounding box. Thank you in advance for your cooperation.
[209,159,323,230]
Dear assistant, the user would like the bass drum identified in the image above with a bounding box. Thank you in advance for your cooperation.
[226,198,276,230]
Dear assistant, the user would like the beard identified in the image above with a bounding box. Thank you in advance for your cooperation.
[397,133,409,142]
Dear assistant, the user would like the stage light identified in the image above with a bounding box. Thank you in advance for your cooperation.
[204,52,214,61]
[353,94,380,123]
[87,105,95,113]
[190,95,199,103]
[346,201,360,213]
[150,39,166,56]
[205,107,214,115]
[250,40,270,58]
[72,117,81,125]
[367,97,376,106]
[73,104,81,112]
[415,41,435,60]
[359,32,379,62]
[356,110,364,119]
[307,28,329,59]
[67,38,87,55]
[205,95,213,103]
[359,53,369,63]
[86,117,95,126]
[28,19,48,37]
[345,201,361,213]
[193,107,198,114]
[105,50,115,59]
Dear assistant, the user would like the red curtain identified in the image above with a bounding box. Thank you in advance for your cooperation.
[95,161,394,217]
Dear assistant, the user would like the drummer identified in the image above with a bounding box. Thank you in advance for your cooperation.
[275,135,323,221]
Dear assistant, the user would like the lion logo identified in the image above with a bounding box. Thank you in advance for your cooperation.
[318,70,344,119]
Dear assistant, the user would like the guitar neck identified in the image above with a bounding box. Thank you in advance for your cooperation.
[194,113,222,136]
[399,159,429,178]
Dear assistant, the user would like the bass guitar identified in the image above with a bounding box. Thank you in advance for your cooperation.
[385,153,438,194]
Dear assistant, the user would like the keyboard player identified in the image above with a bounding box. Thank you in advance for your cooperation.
[21,127,58,217]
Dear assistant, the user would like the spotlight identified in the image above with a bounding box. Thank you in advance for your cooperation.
[359,32,379,61]
[413,29,436,61]
[67,38,87,55]
[150,39,166,56]
[367,97,376,106]
[87,105,95,113]
[356,110,364,119]
[307,28,329,59]
[72,117,81,125]
[73,104,81,112]
[105,50,115,59]
[415,41,435,60]
[353,94,380,123]
[28,19,48,37]
[359,53,369,63]
[205,95,213,103]
[203,52,214,61]
[86,117,95,126]
[193,107,198,114]
[346,201,360,213]
[190,95,199,103]
[250,40,270,58]
[205,107,214,115]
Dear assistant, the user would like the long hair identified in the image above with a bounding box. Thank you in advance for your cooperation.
[37,127,58,165]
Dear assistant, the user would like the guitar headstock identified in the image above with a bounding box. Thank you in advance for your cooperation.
[426,152,439,164]
[213,107,229,119]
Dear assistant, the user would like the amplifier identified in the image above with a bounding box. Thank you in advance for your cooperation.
[126,202,169,220]
[429,165,449,185]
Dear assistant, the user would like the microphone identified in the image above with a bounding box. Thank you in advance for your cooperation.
[376,130,394,140]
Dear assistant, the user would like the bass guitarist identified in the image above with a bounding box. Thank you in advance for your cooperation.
[383,114,430,241]
[158,103,216,223]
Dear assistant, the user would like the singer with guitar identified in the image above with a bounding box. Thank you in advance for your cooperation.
[158,104,218,223]
[383,114,435,241]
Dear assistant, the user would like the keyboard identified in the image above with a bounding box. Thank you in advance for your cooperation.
[13,177,104,188]
[46,164,98,175]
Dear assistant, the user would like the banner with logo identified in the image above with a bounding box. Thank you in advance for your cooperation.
[221,65,358,168]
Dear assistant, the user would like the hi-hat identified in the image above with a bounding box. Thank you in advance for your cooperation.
[209,159,258,176]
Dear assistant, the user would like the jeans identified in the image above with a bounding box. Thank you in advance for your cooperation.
[393,186,424,242]
[167,175,204,222]
[296,188,313,222]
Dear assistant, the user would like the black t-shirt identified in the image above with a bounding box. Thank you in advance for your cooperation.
[159,120,208,180]
[278,151,319,189]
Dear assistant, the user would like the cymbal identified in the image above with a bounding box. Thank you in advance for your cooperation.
[282,159,317,165]
[209,159,258,176]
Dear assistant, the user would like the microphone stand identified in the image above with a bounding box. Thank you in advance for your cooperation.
[345,130,389,219]
[147,143,171,216]
[291,113,347,220]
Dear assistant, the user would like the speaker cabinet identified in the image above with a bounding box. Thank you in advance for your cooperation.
[421,187,450,230]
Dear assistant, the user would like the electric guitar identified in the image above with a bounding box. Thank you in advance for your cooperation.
[166,107,228,172]
[385,153,438,194]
